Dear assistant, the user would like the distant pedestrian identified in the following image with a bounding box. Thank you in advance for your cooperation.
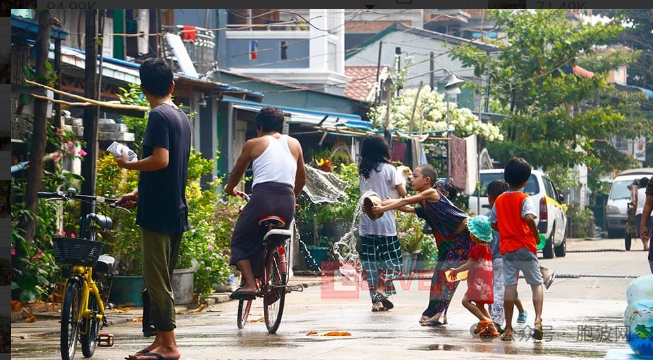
[635,177,651,251]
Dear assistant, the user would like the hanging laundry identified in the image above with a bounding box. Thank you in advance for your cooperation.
[449,134,467,191]
[182,25,196,41]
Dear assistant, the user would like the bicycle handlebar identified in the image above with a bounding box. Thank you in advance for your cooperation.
[38,191,117,204]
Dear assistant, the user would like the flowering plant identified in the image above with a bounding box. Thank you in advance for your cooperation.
[368,87,503,141]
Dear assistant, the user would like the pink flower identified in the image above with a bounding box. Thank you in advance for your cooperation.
[70,148,77,155]
[36,250,43,259]
[205,266,211,271]
[207,245,214,251]
[11,249,15,256]
[70,233,76,238]
[79,149,87,157]
[398,232,407,237]
[67,141,74,147]
[56,128,61,134]
[53,154,61,163]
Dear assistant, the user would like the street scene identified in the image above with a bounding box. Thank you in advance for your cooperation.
[9,8,653,360]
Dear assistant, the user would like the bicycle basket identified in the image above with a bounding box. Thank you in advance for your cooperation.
[53,237,104,266]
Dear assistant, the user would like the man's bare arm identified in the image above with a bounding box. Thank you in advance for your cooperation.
[224,141,254,196]
[117,147,169,171]
[293,141,306,199]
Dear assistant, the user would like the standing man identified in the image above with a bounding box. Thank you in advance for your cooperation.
[116,58,190,360]
[639,177,653,273]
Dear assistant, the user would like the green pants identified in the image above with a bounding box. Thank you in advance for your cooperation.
[141,228,183,332]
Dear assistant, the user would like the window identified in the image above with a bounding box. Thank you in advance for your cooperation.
[543,177,555,199]
[474,173,540,197]
[614,136,628,150]
[610,180,633,200]
[280,41,288,60]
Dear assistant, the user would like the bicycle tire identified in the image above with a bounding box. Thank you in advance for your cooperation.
[61,277,82,360]
[237,298,253,329]
[80,292,100,357]
[264,250,287,334]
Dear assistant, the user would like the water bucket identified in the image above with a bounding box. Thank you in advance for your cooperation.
[362,195,382,221]
[172,268,195,305]
[109,275,145,306]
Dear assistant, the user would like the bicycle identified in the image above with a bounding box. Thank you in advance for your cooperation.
[38,188,127,360]
[235,194,303,334]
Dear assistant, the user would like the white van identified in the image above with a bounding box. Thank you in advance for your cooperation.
[469,169,568,259]
[606,168,653,238]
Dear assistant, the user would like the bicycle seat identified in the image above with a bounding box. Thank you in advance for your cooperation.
[258,216,286,229]
[93,214,113,230]
[94,255,116,274]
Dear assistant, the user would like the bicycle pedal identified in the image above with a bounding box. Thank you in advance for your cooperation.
[285,284,304,293]
[97,333,114,347]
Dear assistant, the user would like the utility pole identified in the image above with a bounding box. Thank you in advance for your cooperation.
[430,52,435,90]
[81,10,99,218]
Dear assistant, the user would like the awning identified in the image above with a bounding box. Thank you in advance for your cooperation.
[222,97,372,130]
[615,83,653,100]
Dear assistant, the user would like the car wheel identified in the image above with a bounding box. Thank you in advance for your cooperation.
[543,226,555,259]
[554,237,566,257]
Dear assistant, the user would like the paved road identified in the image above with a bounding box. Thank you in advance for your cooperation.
[12,239,649,360]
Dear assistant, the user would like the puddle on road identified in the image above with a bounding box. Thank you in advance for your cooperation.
[414,342,608,358]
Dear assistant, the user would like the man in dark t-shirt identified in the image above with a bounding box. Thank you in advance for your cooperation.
[117,58,190,360]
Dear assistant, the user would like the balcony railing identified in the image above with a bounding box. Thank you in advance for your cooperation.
[162,25,215,74]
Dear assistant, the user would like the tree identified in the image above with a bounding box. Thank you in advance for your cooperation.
[594,10,653,90]
[19,10,53,243]
[451,10,653,191]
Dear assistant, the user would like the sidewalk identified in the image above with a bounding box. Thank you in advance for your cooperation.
[11,275,332,340]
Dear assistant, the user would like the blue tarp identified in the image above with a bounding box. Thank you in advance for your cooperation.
[223,97,372,130]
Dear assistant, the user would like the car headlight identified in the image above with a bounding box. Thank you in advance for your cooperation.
[607,205,620,214]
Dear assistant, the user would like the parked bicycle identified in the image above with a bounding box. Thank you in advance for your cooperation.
[38,188,128,360]
[236,194,303,334]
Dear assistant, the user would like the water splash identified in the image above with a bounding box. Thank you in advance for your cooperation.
[332,190,378,282]
[302,165,347,204]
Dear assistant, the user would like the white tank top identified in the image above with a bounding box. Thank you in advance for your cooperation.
[252,135,297,188]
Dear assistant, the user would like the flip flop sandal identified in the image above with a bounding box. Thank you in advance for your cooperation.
[125,349,149,359]
[418,316,430,324]
[421,320,445,327]
[533,322,544,341]
[230,288,256,300]
[136,352,179,360]
[501,332,514,341]
[378,293,394,310]
[372,302,386,312]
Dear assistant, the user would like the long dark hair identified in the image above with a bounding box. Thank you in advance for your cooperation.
[359,136,391,179]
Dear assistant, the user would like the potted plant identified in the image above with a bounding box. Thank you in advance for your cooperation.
[396,212,427,276]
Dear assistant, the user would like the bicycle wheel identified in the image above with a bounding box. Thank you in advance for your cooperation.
[80,293,100,357]
[61,277,82,360]
[264,249,287,334]
[237,298,253,329]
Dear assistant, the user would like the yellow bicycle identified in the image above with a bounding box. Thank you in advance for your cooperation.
[39,188,126,360]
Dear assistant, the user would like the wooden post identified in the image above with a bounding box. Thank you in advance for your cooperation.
[54,38,62,129]
[409,81,424,135]
[20,10,52,243]
[81,10,99,218]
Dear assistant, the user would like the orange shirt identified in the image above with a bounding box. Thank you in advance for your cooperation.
[494,192,537,254]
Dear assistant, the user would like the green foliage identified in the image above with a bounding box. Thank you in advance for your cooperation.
[314,163,360,224]
[450,10,651,193]
[117,84,150,157]
[396,212,426,253]
[567,202,595,238]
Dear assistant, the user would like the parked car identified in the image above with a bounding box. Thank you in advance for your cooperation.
[469,169,568,259]
[605,168,653,238]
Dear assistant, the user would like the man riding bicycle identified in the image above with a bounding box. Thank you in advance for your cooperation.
[224,107,306,299]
